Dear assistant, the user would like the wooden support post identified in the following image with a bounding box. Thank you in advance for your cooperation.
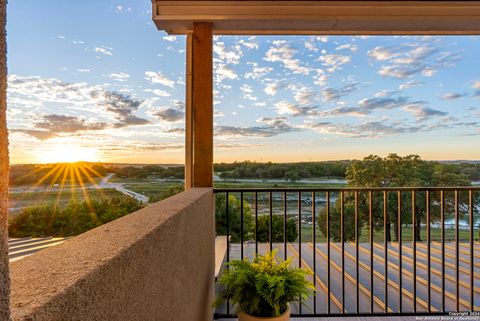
[188,22,213,188]
[185,33,194,189]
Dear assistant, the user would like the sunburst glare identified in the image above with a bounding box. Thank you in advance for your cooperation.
[37,145,99,164]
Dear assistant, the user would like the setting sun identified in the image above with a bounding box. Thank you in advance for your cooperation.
[37,145,99,164]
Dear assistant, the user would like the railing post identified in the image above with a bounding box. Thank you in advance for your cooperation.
[0,0,10,318]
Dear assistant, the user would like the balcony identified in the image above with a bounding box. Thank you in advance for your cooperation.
[3,1,480,321]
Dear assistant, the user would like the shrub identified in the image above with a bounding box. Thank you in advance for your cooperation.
[256,215,298,242]
[9,196,143,237]
[215,193,254,242]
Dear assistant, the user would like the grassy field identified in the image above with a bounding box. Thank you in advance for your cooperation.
[299,225,477,243]
[123,181,183,199]
[214,180,346,189]
[119,178,346,200]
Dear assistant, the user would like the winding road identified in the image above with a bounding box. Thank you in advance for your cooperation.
[95,173,149,203]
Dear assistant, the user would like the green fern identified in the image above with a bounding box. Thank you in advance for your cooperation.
[214,250,315,317]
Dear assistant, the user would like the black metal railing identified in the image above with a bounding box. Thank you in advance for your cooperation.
[213,187,480,318]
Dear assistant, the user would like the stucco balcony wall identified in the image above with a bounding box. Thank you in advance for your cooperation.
[9,188,215,321]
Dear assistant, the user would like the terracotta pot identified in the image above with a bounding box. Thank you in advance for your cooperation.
[237,305,290,321]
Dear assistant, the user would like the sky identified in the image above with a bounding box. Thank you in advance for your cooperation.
[6,1,480,164]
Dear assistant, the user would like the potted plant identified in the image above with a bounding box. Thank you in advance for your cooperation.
[214,250,315,321]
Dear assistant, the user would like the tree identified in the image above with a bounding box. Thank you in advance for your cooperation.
[256,215,298,242]
[318,197,360,242]
[344,154,474,241]
[285,170,300,182]
[215,193,254,242]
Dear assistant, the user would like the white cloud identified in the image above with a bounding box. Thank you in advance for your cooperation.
[287,84,317,105]
[321,83,357,102]
[336,43,358,52]
[370,44,455,80]
[318,54,351,72]
[116,5,132,13]
[473,81,480,97]
[265,42,311,75]
[240,84,253,93]
[264,82,280,96]
[403,105,447,121]
[316,36,329,43]
[313,70,329,87]
[214,42,243,65]
[215,64,238,82]
[244,65,272,79]
[144,71,175,87]
[239,39,259,50]
[275,100,316,116]
[94,46,113,56]
[399,81,423,90]
[108,72,130,82]
[440,92,465,100]
[146,89,170,97]
[304,41,318,52]
[378,65,425,79]
[367,46,399,61]
[163,35,177,42]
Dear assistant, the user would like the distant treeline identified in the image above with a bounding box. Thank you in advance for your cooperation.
[217,161,480,182]
[108,165,184,180]
[8,159,480,185]
[216,161,350,181]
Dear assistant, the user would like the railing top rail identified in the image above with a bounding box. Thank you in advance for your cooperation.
[213,186,480,192]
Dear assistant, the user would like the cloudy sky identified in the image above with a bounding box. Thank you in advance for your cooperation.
[7,1,480,164]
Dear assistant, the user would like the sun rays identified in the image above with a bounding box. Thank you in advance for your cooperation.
[16,162,107,210]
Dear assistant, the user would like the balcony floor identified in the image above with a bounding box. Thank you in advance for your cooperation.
[218,317,417,321]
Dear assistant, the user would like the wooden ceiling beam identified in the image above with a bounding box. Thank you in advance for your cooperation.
[153,1,480,35]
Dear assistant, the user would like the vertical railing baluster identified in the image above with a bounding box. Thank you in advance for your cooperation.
[269,191,273,252]
[470,189,474,312]
[384,191,388,313]
[426,190,431,313]
[369,191,374,314]
[284,191,287,260]
[241,192,244,260]
[398,190,402,314]
[312,191,317,315]
[341,190,345,314]
[441,190,445,313]
[225,191,230,316]
[298,191,302,314]
[326,191,331,315]
[455,190,460,312]
[355,190,359,314]
[412,190,417,314]
[255,191,258,255]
